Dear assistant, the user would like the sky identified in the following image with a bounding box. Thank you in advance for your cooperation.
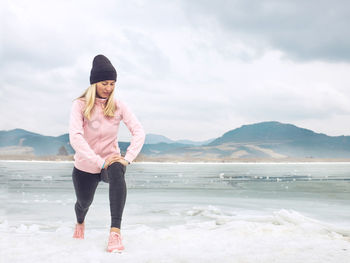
[1,0,350,141]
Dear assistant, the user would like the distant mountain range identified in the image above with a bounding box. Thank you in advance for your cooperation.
[1,121,350,161]
[145,133,215,145]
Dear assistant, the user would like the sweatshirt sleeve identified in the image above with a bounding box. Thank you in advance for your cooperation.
[120,100,146,164]
[69,99,105,170]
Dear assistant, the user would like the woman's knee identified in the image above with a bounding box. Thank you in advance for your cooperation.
[108,162,126,179]
[77,198,94,209]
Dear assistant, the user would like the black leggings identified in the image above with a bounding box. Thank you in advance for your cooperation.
[72,162,127,229]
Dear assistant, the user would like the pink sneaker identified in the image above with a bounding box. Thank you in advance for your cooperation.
[107,232,124,253]
[73,223,84,239]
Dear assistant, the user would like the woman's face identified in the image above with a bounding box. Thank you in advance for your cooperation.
[96,80,115,99]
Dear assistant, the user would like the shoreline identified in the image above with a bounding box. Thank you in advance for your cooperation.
[1,154,350,164]
[1,159,350,164]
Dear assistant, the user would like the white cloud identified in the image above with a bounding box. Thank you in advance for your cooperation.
[1,0,350,142]
[182,0,350,62]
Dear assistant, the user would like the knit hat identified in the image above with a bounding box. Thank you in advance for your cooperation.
[90,54,117,84]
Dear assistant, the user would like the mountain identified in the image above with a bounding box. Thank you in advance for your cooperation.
[145,134,174,144]
[1,121,350,160]
[208,121,328,145]
[0,129,73,156]
[140,142,190,155]
[145,133,215,146]
[144,121,350,159]
[175,138,215,146]
[202,121,350,159]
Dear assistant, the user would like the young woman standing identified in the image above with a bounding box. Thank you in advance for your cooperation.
[69,54,145,253]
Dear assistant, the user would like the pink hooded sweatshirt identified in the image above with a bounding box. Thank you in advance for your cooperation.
[69,97,146,174]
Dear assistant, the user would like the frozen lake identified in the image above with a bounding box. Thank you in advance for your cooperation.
[1,161,349,262]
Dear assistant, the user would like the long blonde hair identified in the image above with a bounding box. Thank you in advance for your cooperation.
[75,83,117,120]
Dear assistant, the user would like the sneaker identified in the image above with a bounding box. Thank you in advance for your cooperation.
[107,232,124,253]
[73,223,84,239]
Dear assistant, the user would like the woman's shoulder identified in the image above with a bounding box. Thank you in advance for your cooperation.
[73,97,86,105]
[114,98,127,109]
[71,98,86,111]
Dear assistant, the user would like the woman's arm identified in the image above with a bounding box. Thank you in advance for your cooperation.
[69,99,105,170]
[120,100,146,164]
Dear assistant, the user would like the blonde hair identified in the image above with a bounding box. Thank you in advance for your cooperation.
[75,83,117,120]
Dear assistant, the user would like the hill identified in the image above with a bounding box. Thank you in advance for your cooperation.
[1,121,349,161]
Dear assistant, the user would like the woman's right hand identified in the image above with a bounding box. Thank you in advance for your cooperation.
[105,155,124,169]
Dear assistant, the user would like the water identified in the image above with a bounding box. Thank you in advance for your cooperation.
[1,161,350,262]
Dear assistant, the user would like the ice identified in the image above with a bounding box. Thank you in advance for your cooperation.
[1,208,350,263]
[1,161,350,262]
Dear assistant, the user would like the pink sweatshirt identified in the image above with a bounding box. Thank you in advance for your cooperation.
[69,97,146,173]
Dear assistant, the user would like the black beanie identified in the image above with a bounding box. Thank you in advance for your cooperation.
[90,54,117,84]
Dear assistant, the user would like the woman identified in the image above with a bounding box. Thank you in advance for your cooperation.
[68,54,145,253]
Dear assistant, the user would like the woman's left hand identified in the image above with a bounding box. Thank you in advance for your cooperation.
[117,158,129,167]
[105,155,129,168]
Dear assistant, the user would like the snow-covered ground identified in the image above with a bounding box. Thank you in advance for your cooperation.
[1,208,350,263]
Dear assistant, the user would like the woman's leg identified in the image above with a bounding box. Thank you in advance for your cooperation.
[107,162,127,231]
[72,167,100,224]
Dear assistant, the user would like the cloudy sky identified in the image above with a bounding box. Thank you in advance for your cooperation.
[1,0,350,141]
